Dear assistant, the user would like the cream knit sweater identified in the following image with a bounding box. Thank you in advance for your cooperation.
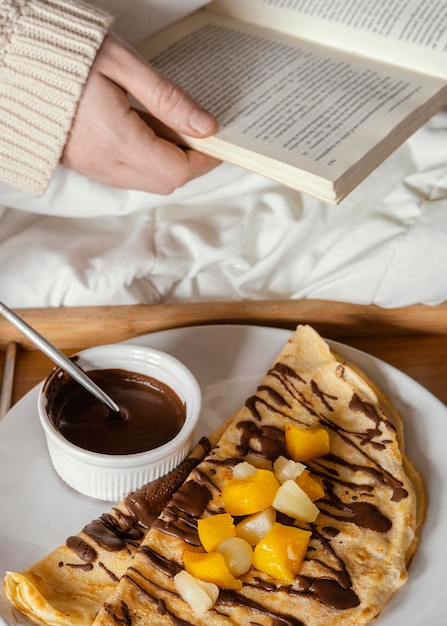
[0,0,113,196]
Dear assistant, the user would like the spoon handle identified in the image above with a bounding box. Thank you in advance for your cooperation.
[0,301,120,413]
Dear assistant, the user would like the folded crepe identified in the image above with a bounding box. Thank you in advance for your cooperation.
[4,325,425,626]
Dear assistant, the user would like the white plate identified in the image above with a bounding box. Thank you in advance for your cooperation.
[0,324,445,625]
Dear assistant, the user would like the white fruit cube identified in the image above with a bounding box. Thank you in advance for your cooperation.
[235,506,276,545]
[174,570,219,615]
[217,536,253,576]
[272,479,319,523]
[233,461,258,479]
[273,456,306,483]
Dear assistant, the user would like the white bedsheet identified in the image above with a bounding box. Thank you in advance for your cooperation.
[0,1,446,310]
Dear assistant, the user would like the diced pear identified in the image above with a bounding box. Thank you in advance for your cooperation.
[272,479,319,523]
[235,506,276,545]
[198,513,235,552]
[233,461,258,479]
[217,537,253,577]
[222,469,280,516]
[174,570,219,616]
[273,456,306,483]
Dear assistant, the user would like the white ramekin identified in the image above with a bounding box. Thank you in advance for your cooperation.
[38,343,202,501]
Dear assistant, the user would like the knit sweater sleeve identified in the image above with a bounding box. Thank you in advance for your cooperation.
[0,0,113,196]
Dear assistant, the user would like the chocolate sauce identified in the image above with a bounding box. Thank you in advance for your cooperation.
[45,368,186,455]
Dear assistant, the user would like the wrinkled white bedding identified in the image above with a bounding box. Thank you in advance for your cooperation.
[0,2,446,310]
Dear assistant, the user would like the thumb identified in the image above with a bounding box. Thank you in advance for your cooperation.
[98,34,218,138]
[142,71,218,137]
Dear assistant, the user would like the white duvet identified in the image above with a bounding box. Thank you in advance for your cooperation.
[0,1,446,310]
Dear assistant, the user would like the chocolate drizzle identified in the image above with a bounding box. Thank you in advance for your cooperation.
[83,517,133,552]
[321,453,408,503]
[99,561,120,582]
[152,478,211,546]
[299,579,359,610]
[270,363,319,417]
[65,562,93,572]
[218,590,306,626]
[310,380,337,412]
[257,384,292,409]
[139,545,182,578]
[349,393,396,450]
[116,573,193,626]
[236,420,286,459]
[103,600,132,626]
[124,455,201,528]
[66,536,97,562]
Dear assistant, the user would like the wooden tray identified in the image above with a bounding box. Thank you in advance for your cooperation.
[1,300,446,417]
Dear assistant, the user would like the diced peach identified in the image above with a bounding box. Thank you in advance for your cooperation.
[222,469,280,516]
[198,513,235,552]
[183,550,242,590]
[296,469,325,501]
[285,424,330,462]
[252,522,311,584]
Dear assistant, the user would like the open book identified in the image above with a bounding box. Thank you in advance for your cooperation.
[139,0,447,204]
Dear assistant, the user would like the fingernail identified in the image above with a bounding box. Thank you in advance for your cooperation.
[189,108,216,135]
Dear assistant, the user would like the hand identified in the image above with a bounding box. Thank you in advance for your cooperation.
[62,33,220,194]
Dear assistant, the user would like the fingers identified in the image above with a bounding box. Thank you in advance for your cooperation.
[117,109,219,192]
[62,64,220,194]
[62,33,220,194]
[94,33,218,139]
[98,149,218,195]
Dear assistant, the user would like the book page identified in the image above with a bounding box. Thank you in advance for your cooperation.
[209,0,447,79]
[140,13,446,182]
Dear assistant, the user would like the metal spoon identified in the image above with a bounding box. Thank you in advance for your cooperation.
[0,301,120,414]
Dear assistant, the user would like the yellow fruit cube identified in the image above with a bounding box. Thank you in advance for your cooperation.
[183,550,242,590]
[198,513,235,552]
[285,424,330,462]
[253,523,311,584]
[295,470,325,501]
[222,469,280,516]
